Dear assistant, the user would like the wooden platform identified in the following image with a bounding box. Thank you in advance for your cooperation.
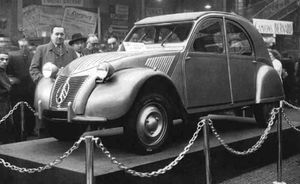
[0,109,300,184]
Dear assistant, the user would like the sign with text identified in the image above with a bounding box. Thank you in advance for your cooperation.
[42,0,84,7]
[22,5,97,38]
[62,7,97,39]
[253,18,293,35]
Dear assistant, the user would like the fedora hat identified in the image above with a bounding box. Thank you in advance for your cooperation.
[69,33,87,45]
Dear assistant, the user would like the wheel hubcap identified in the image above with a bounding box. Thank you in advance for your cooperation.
[145,113,160,136]
[137,103,168,146]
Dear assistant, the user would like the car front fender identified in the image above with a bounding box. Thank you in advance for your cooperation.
[34,77,54,111]
[256,65,285,103]
[84,68,172,120]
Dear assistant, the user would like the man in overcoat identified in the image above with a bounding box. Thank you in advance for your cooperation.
[29,26,77,84]
[29,26,77,136]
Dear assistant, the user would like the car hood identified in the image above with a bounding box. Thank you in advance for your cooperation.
[60,51,180,76]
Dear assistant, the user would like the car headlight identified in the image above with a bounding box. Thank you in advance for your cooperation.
[96,62,114,81]
[42,62,59,78]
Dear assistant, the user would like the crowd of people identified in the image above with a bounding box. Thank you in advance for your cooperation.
[0,26,121,144]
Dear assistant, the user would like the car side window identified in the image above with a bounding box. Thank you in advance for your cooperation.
[226,21,252,56]
[193,18,224,54]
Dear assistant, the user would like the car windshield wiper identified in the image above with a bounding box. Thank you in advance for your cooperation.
[161,26,177,47]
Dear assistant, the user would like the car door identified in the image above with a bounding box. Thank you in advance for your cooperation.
[225,19,256,103]
[185,17,232,110]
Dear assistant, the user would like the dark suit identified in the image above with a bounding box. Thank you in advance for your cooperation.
[8,49,34,90]
[29,42,77,84]
[7,49,35,138]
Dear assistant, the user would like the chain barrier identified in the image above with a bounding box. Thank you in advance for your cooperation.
[0,137,84,173]
[282,110,300,132]
[22,101,36,114]
[0,101,36,125]
[0,102,23,125]
[0,100,297,177]
[281,100,300,132]
[207,107,279,155]
[282,100,300,111]
[94,120,206,177]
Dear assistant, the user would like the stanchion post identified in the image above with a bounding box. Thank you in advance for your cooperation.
[20,102,25,140]
[203,119,212,184]
[273,101,286,184]
[85,136,94,184]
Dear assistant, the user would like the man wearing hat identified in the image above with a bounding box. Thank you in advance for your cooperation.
[69,33,87,58]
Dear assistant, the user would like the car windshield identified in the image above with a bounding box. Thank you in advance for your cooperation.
[125,22,193,44]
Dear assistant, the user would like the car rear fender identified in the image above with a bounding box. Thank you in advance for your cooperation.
[256,65,285,103]
[84,68,178,120]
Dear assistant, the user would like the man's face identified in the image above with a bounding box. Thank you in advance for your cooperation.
[72,40,85,53]
[51,27,65,45]
[86,36,99,50]
[0,53,9,70]
[108,38,118,51]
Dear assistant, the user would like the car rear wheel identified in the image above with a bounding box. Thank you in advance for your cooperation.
[45,120,88,141]
[253,102,278,127]
[124,93,172,154]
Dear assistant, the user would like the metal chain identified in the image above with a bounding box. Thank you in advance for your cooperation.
[0,101,36,125]
[208,107,279,155]
[0,137,84,173]
[22,101,36,113]
[280,100,300,132]
[0,102,24,125]
[94,120,206,177]
[282,100,300,110]
[282,110,300,132]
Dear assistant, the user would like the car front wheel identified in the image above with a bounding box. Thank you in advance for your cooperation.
[125,93,172,154]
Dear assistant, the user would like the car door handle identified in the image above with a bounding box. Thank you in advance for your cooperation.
[252,60,257,63]
[185,56,191,61]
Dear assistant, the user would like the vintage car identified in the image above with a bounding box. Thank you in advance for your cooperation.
[35,11,284,153]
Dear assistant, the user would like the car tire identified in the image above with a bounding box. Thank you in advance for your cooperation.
[45,120,88,141]
[253,102,278,127]
[124,93,172,154]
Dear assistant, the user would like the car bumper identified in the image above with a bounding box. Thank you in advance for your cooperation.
[36,100,108,124]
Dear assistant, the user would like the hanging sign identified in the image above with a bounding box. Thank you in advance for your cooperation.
[253,18,293,35]
[62,7,97,39]
[41,0,84,7]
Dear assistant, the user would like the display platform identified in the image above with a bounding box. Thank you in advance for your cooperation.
[0,109,300,184]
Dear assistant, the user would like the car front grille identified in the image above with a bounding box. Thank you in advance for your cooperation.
[50,75,87,109]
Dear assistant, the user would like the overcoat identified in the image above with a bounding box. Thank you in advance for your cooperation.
[29,42,77,83]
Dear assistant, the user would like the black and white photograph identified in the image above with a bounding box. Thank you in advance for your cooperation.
[0,0,300,183]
